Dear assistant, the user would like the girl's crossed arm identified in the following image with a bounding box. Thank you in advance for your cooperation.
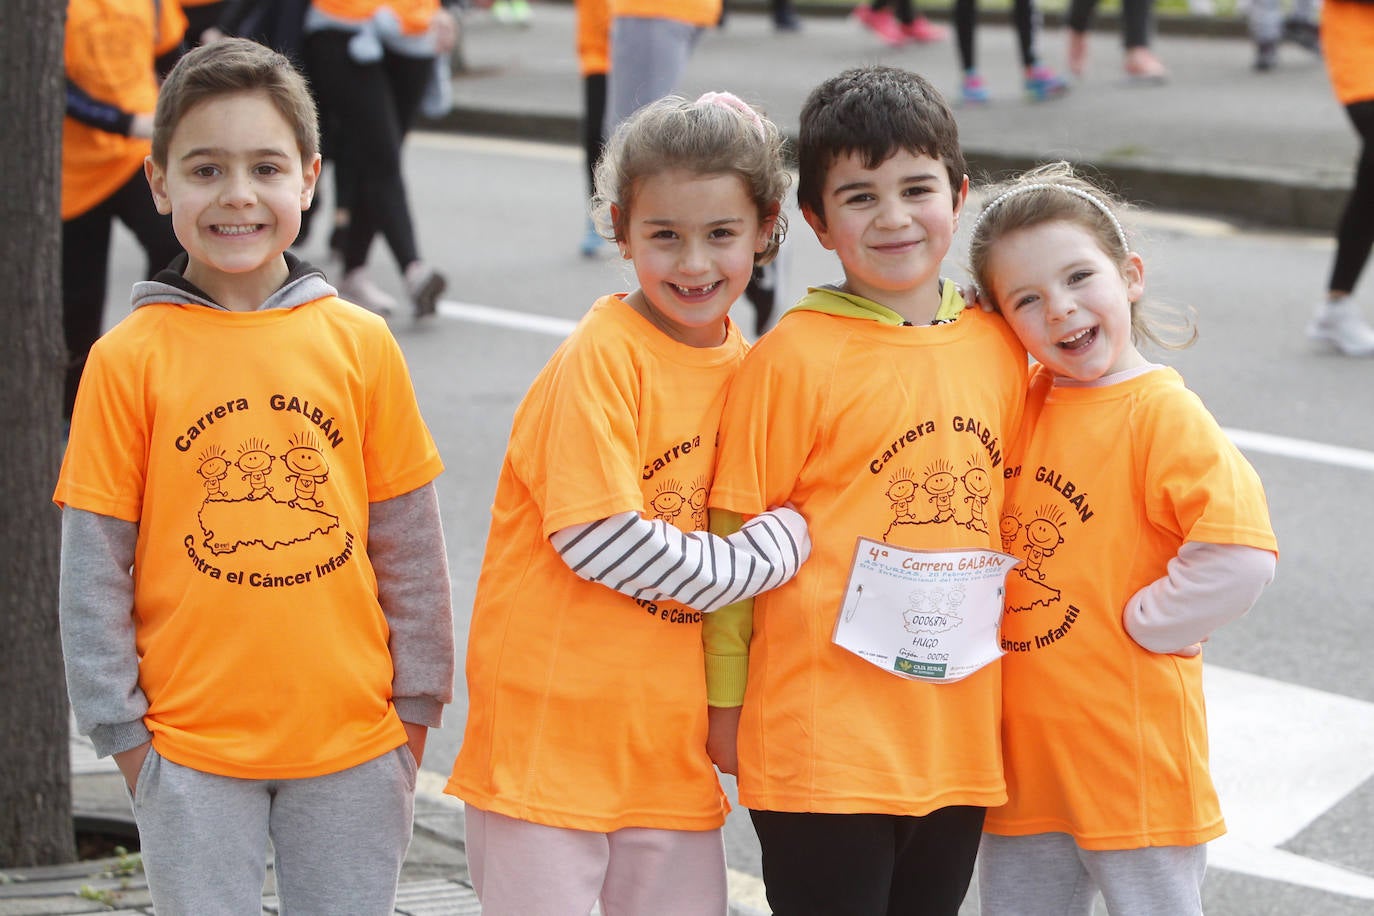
[550,507,809,613]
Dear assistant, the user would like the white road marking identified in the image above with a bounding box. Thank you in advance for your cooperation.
[437,299,578,336]
[420,667,1374,906]
[1223,428,1374,473]
[436,296,1374,475]
[1206,665,1374,899]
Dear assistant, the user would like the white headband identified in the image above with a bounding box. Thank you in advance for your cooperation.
[971,182,1129,253]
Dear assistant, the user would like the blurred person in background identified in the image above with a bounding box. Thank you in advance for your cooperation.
[1307,0,1374,356]
[61,0,187,419]
[303,0,458,318]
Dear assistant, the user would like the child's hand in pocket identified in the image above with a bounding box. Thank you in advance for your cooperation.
[113,742,151,798]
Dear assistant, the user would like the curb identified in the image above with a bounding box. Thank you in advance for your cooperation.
[422,105,1344,232]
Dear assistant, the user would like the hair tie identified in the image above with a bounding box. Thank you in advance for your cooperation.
[695,91,767,141]
[971,182,1129,253]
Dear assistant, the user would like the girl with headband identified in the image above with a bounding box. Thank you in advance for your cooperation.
[968,161,1278,915]
[448,93,808,915]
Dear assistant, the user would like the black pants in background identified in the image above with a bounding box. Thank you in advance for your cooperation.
[304,30,431,273]
[1330,100,1374,294]
[62,169,181,418]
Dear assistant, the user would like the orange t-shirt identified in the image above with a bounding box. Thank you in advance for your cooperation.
[54,296,444,779]
[311,0,440,35]
[1322,1,1374,106]
[986,365,1278,850]
[709,293,1028,815]
[576,0,610,76]
[610,0,721,29]
[447,295,747,832]
[63,0,187,220]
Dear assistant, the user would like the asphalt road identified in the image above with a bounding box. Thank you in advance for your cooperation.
[104,131,1374,915]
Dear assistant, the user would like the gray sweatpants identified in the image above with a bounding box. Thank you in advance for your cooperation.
[978,832,1208,916]
[129,746,417,915]
[1249,0,1320,44]
[603,16,704,139]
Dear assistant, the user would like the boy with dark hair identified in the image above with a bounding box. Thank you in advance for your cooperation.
[705,65,1027,915]
[55,38,453,915]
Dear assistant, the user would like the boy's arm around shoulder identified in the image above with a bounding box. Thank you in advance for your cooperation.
[369,483,455,749]
[60,508,153,757]
[703,510,753,776]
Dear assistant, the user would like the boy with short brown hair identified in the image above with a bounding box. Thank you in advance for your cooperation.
[55,38,453,915]
[705,65,1027,915]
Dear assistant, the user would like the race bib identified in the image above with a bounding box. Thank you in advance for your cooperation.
[833,537,1017,682]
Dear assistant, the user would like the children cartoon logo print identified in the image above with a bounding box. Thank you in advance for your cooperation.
[197,432,340,555]
[883,454,996,543]
[1005,504,1065,611]
[197,446,230,499]
[282,432,330,509]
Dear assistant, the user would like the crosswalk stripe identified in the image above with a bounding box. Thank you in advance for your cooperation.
[1206,665,1374,898]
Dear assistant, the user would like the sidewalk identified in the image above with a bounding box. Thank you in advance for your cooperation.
[0,730,480,915]
[434,1,1351,230]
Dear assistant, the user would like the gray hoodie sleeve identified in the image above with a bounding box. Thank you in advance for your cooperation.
[59,508,152,757]
[369,483,455,728]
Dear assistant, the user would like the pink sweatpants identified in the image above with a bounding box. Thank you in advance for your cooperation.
[465,806,728,916]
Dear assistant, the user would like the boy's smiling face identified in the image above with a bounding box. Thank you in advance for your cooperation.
[146,90,320,311]
[804,148,966,325]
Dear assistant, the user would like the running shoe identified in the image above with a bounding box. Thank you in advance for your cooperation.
[902,16,948,43]
[961,72,990,105]
[853,5,904,45]
[1307,300,1374,357]
[405,261,447,319]
[338,267,398,317]
[1024,64,1068,101]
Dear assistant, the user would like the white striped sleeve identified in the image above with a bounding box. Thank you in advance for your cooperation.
[551,507,810,613]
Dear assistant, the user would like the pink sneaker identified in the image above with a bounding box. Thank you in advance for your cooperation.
[851,4,895,31]
[858,8,908,45]
[903,16,948,43]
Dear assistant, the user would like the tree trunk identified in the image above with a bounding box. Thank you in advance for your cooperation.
[0,0,75,868]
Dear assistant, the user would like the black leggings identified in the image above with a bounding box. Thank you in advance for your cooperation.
[749,806,986,916]
[582,72,607,200]
[305,30,432,272]
[954,0,1038,71]
[62,169,182,417]
[1068,0,1151,49]
[1330,100,1374,295]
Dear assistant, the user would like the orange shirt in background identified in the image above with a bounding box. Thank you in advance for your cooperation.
[610,0,721,29]
[987,365,1278,850]
[311,0,440,35]
[448,295,747,833]
[1322,1,1374,106]
[576,0,611,76]
[63,0,187,220]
